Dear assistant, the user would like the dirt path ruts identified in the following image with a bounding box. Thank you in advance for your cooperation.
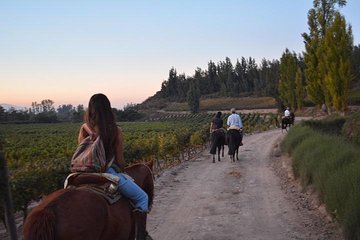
[147,129,343,240]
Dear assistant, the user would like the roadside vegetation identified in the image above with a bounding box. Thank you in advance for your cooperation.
[280,111,360,239]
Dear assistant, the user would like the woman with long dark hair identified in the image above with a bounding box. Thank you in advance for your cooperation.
[78,93,151,239]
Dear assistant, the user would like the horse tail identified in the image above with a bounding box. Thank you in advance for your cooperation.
[23,206,56,240]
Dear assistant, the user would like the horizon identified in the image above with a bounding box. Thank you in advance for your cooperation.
[1,1,359,109]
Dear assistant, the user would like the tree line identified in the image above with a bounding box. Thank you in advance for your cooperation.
[143,0,360,114]
[143,57,281,111]
[0,101,144,123]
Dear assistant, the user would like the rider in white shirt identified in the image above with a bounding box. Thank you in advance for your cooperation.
[284,107,290,118]
[227,108,243,130]
[227,108,243,146]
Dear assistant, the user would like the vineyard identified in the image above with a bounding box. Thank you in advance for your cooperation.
[0,111,280,221]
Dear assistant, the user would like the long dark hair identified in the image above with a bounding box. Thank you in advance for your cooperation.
[84,93,118,161]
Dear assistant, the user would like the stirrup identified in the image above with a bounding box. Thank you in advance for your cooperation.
[133,208,149,214]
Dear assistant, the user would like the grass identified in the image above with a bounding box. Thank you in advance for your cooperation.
[281,121,360,239]
[291,133,329,186]
[280,125,314,155]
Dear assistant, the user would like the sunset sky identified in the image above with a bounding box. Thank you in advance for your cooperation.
[1,0,359,109]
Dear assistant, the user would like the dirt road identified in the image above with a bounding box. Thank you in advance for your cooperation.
[147,129,343,240]
[0,128,343,240]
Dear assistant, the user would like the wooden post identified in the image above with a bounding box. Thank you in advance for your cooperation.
[0,152,18,240]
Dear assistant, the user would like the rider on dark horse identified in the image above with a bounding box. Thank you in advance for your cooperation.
[227,108,243,139]
[284,106,291,120]
[283,106,295,123]
[281,106,295,130]
[226,108,243,158]
[210,111,226,156]
[210,111,224,133]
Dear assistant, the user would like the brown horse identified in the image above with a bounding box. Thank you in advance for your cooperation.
[227,129,242,162]
[23,161,154,240]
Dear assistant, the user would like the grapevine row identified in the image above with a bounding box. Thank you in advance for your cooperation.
[0,112,280,219]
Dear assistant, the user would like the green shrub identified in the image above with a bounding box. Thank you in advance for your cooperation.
[280,125,314,155]
[323,161,360,235]
[302,116,346,135]
[342,111,360,145]
[348,88,360,105]
[282,119,360,239]
[343,189,360,240]
[291,133,328,185]
[313,142,360,200]
[10,157,69,216]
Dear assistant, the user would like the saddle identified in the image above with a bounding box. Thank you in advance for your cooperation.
[64,173,122,204]
[211,128,226,133]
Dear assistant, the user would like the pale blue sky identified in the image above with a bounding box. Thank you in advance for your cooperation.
[1,0,359,109]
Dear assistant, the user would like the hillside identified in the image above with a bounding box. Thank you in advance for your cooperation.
[137,81,360,117]
[140,96,277,111]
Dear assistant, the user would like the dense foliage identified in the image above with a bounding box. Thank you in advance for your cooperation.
[302,0,353,113]
[278,49,305,111]
[281,113,360,239]
[142,57,281,108]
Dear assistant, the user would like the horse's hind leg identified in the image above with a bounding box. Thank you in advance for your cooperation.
[221,145,224,157]
[236,148,239,161]
[212,155,215,163]
[217,148,221,162]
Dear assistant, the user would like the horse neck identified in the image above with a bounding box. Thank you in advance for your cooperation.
[124,163,154,209]
[124,163,153,186]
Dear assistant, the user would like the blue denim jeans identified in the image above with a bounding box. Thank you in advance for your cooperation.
[106,167,149,212]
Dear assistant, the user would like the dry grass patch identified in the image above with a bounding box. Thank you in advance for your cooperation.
[228,170,241,178]
[200,97,277,111]
[162,97,277,112]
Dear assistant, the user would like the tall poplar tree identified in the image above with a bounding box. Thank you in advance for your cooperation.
[323,12,353,112]
[295,67,305,110]
[279,49,298,110]
[302,0,347,111]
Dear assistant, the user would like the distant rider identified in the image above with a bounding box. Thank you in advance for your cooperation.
[284,107,290,119]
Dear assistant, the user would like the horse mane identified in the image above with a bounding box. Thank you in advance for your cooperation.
[125,160,153,170]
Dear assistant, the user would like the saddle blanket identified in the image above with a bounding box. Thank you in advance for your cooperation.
[64,172,122,204]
